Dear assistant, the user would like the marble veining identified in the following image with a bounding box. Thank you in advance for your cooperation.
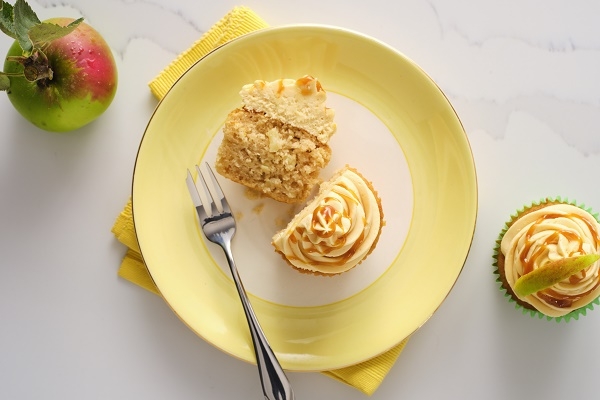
[25,0,600,158]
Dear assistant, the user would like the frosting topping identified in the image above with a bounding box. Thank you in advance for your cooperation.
[240,75,336,143]
[500,203,600,317]
[272,167,382,274]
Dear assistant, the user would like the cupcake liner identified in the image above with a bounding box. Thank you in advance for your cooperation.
[492,196,600,323]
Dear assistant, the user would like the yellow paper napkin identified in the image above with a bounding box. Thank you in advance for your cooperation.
[112,6,408,396]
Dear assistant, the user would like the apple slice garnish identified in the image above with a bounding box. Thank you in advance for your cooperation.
[514,254,600,297]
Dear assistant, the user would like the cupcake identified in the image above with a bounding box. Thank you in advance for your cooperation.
[215,75,336,204]
[494,198,600,321]
[272,165,384,275]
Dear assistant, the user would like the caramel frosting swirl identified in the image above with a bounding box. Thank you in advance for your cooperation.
[500,203,600,317]
[272,166,383,274]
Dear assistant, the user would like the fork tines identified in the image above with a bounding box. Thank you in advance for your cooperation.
[185,163,227,218]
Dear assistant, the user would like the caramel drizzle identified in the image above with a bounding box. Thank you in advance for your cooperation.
[288,227,365,268]
[311,204,343,239]
[519,212,600,308]
[296,76,323,95]
[286,184,369,268]
[273,77,324,96]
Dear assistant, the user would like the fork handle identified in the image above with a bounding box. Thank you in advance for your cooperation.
[221,241,296,400]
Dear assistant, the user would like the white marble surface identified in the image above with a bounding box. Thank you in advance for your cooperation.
[2,1,600,399]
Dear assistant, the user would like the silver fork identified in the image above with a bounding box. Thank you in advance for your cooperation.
[186,163,295,400]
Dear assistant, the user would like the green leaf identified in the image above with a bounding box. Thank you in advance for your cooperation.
[13,0,41,53]
[28,18,83,46]
[0,73,10,91]
[0,0,17,39]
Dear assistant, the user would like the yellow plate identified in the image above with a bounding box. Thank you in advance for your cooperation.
[133,25,477,371]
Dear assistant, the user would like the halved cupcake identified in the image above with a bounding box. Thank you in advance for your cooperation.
[215,75,336,203]
[272,165,384,275]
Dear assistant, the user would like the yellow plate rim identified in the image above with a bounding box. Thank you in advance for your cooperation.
[132,24,478,371]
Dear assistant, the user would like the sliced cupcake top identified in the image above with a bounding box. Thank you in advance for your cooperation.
[272,165,383,275]
[240,75,336,144]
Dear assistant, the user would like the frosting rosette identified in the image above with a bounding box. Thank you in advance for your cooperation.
[272,165,383,275]
[498,201,600,319]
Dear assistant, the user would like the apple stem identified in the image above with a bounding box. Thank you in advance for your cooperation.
[5,49,53,82]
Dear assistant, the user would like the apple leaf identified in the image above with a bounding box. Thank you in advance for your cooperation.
[13,0,41,53]
[0,0,17,39]
[0,74,10,91]
[28,18,83,47]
